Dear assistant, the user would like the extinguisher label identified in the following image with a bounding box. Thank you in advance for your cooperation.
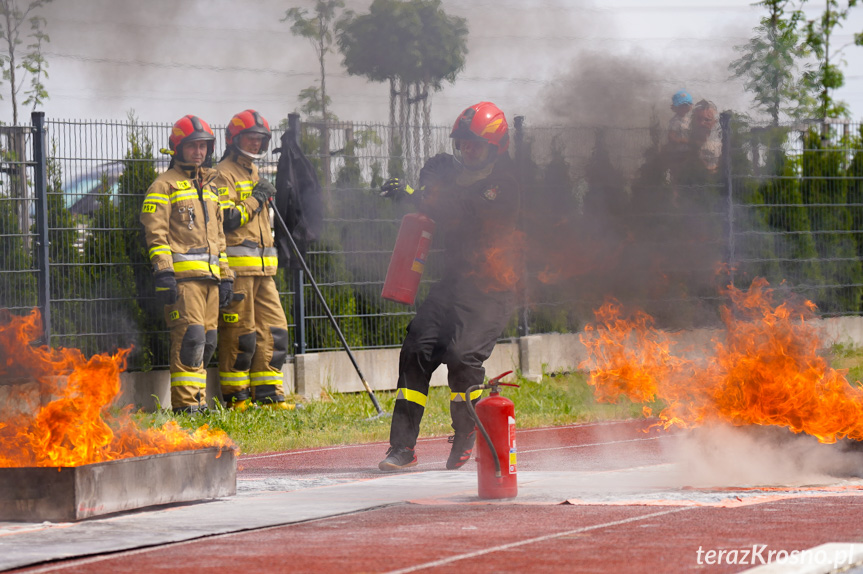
[508,415,517,474]
[411,232,433,273]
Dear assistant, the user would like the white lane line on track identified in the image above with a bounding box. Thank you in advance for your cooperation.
[384,507,694,574]
[240,420,651,461]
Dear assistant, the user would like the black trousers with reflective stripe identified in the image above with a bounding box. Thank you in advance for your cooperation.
[389,280,514,449]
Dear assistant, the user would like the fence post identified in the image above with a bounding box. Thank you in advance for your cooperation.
[513,115,529,337]
[287,112,306,354]
[720,111,734,287]
[32,111,51,344]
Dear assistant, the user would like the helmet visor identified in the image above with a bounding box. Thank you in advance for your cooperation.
[452,138,495,171]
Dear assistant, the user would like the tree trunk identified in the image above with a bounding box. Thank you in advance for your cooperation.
[399,79,409,176]
[3,5,19,125]
[412,82,421,179]
[389,77,397,158]
[422,80,431,161]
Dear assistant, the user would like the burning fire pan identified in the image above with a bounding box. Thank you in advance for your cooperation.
[0,447,236,522]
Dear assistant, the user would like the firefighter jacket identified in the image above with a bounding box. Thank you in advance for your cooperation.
[216,152,278,276]
[416,153,522,293]
[140,163,233,282]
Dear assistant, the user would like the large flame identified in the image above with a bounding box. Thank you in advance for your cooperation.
[579,278,863,443]
[0,310,233,467]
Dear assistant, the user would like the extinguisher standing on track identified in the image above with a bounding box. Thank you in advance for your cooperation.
[466,370,519,499]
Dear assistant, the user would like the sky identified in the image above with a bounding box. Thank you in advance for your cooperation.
[3,0,862,128]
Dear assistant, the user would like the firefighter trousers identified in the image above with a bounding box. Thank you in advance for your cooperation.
[165,280,219,410]
[389,280,515,449]
[218,275,289,405]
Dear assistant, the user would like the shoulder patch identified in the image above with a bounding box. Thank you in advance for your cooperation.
[482,186,499,201]
[175,180,191,190]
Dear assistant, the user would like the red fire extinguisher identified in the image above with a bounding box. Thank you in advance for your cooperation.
[467,370,519,500]
[381,212,435,305]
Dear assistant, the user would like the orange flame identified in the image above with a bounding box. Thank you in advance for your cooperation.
[579,278,863,443]
[470,229,525,292]
[0,310,233,467]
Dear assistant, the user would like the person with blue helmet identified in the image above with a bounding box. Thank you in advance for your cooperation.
[668,90,693,148]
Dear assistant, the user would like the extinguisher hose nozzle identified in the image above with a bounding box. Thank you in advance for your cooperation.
[466,383,502,478]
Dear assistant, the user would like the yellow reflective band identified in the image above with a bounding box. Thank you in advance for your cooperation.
[149,245,171,259]
[396,388,427,407]
[219,372,250,385]
[170,372,207,387]
[210,264,220,276]
[237,205,249,225]
[227,256,268,268]
[144,193,169,203]
[173,260,210,272]
[204,191,219,201]
[235,181,254,191]
[170,190,197,203]
[220,200,235,210]
[250,371,283,385]
[450,389,484,402]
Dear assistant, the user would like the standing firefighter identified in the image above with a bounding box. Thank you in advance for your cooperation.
[215,109,291,410]
[140,115,233,413]
[378,101,522,471]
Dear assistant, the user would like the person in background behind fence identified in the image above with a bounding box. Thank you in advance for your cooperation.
[668,90,693,150]
[690,100,721,174]
[215,110,292,411]
[377,101,522,472]
[140,115,234,413]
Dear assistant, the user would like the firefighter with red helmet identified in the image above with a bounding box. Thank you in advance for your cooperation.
[140,115,234,413]
[378,101,522,471]
[215,110,291,410]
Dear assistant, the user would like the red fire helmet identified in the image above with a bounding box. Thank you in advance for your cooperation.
[226,109,271,149]
[169,115,215,155]
[450,101,509,156]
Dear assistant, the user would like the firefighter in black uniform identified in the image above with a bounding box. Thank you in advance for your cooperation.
[378,102,521,471]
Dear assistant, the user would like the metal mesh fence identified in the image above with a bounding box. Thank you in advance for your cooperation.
[1,114,862,369]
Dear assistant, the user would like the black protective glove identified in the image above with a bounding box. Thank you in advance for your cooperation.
[154,271,178,306]
[379,177,415,200]
[219,279,234,309]
[250,179,277,211]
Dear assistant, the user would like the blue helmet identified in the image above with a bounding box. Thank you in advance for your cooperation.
[672,90,693,108]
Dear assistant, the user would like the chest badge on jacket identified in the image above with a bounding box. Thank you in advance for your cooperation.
[482,186,499,201]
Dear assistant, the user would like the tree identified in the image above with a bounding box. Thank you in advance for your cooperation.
[337,0,418,149]
[803,0,860,118]
[337,0,467,168]
[283,0,345,123]
[729,0,816,125]
[409,0,468,155]
[0,0,51,124]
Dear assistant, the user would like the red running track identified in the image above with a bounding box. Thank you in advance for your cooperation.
[8,420,863,574]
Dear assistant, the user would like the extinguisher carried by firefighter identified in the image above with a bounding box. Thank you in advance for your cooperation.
[466,370,519,499]
[381,212,435,305]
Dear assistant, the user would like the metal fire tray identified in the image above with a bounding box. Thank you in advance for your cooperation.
[0,447,236,522]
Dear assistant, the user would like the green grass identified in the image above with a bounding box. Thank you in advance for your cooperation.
[134,372,662,454]
[830,342,863,385]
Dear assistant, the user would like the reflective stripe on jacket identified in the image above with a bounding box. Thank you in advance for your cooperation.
[216,152,277,276]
